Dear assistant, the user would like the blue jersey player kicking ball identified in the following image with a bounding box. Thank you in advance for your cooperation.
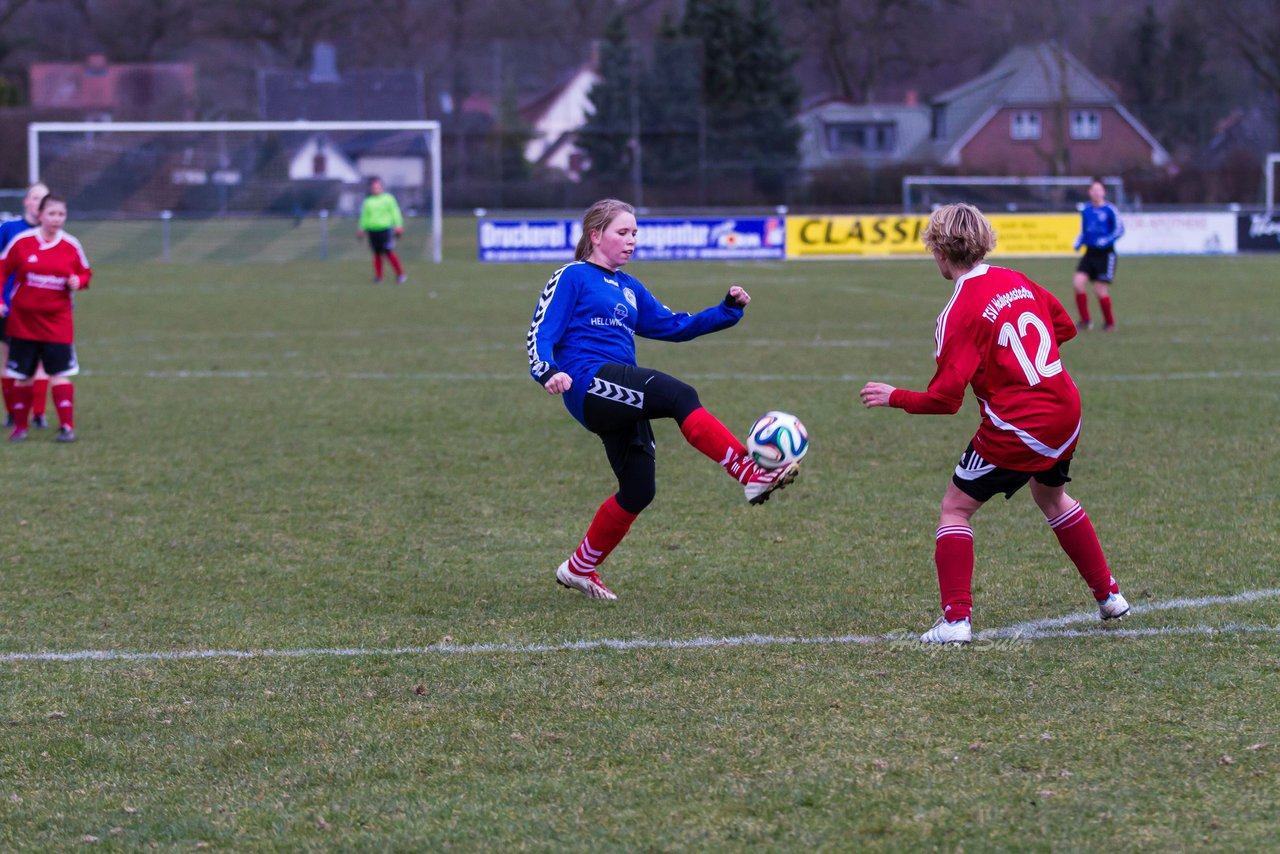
[526,199,800,600]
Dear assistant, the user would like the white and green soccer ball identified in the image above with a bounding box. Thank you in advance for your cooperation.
[746,410,809,470]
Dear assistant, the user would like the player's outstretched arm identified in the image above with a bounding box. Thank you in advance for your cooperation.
[860,382,896,408]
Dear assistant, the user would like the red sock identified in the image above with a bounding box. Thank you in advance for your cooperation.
[1047,501,1118,600]
[568,495,639,575]
[10,383,32,430]
[1075,293,1090,324]
[51,383,74,429]
[679,407,752,481]
[386,251,403,276]
[1,376,13,414]
[1099,296,1114,327]
[373,255,384,279]
[32,378,49,416]
[935,525,974,621]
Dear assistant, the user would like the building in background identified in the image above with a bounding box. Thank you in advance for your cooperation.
[926,42,1169,174]
[797,93,930,171]
[519,62,600,181]
[797,42,1169,179]
[29,54,197,121]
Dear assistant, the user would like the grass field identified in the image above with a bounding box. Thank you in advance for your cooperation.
[2,223,1279,851]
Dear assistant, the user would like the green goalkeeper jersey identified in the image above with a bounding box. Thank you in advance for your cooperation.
[359,192,403,231]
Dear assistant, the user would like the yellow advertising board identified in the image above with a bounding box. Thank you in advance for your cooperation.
[785,214,1079,258]
[987,214,1079,257]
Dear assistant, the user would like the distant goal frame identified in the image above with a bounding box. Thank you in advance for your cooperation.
[902,174,1126,213]
[28,120,444,263]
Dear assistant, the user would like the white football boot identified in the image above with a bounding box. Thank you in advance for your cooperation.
[743,461,801,505]
[555,560,618,600]
[1098,591,1130,620]
[920,615,972,645]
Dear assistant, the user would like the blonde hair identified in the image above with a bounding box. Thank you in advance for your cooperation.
[921,203,997,268]
[575,198,635,262]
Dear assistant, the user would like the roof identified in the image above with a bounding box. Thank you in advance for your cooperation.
[518,64,598,127]
[259,69,425,121]
[931,43,1115,151]
[927,42,1168,165]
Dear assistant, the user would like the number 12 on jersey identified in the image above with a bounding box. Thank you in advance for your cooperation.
[998,312,1062,387]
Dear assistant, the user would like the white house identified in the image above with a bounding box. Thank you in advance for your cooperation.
[520,64,600,180]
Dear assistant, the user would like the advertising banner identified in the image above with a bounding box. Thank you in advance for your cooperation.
[1236,213,1280,252]
[478,216,786,262]
[987,214,1078,257]
[785,215,930,258]
[784,214,1079,258]
[1118,213,1237,255]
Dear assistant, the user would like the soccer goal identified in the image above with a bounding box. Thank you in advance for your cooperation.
[902,175,1125,214]
[1265,153,1280,215]
[28,120,443,264]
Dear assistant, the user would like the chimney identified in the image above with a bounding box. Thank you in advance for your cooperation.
[904,89,918,107]
[310,42,339,83]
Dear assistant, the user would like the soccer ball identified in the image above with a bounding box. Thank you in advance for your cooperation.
[746,411,809,470]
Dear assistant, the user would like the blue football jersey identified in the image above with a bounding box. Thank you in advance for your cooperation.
[1075,203,1124,251]
[527,260,743,425]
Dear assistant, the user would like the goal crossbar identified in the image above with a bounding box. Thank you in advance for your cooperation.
[28,120,444,263]
[902,175,1125,212]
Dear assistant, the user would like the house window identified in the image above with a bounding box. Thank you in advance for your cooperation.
[931,105,947,140]
[824,122,897,155]
[1071,110,1101,140]
[1011,110,1041,140]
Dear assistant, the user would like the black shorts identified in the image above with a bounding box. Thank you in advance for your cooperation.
[5,337,78,379]
[1077,248,1117,282]
[581,362,704,473]
[0,314,6,342]
[951,443,1072,502]
[367,229,396,253]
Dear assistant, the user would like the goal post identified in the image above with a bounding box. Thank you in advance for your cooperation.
[902,175,1125,213]
[28,120,443,263]
[1266,153,1279,215]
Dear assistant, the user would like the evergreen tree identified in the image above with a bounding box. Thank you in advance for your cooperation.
[639,13,701,187]
[580,15,638,184]
[737,0,802,196]
[683,0,801,200]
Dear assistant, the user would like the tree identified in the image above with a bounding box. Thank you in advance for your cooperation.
[1218,0,1280,141]
[66,0,197,61]
[736,0,802,195]
[637,14,701,189]
[794,0,945,102]
[683,0,802,199]
[580,14,638,186]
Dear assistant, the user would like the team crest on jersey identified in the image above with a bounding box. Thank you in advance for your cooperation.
[613,302,629,320]
[622,287,636,308]
[27,255,37,263]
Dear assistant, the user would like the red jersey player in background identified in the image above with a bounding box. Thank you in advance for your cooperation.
[1,194,90,443]
[860,203,1129,644]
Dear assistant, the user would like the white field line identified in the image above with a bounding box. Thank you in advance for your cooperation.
[3,588,1279,665]
[78,368,1280,384]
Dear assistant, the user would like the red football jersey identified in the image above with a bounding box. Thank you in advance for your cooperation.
[890,264,1081,471]
[0,229,91,344]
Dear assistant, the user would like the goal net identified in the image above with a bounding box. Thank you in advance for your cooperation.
[28,121,442,264]
[902,175,1125,213]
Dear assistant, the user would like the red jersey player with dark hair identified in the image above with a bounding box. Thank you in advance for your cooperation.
[860,202,1129,644]
[1,194,90,443]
